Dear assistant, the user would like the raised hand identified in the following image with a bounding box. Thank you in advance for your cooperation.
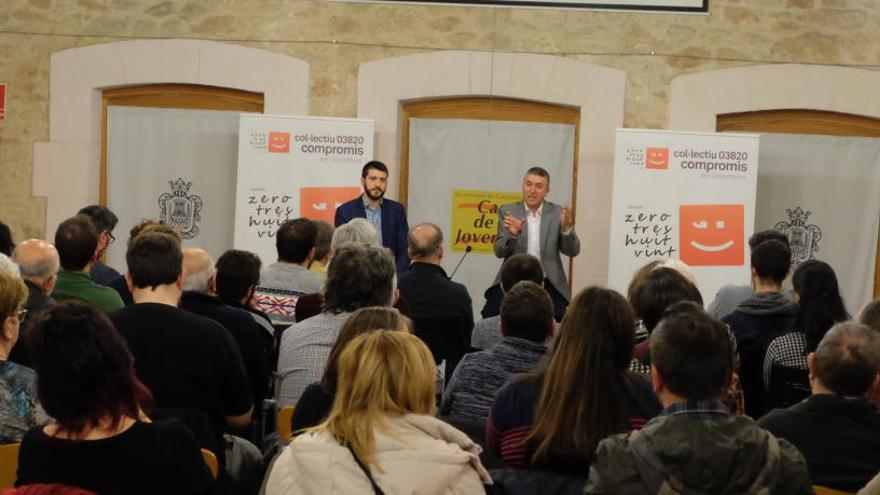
[504,211,525,237]
[560,204,573,231]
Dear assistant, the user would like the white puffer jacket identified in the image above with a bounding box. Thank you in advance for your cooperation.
[265,414,492,494]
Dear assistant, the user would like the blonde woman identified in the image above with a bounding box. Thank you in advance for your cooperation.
[266,331,491,494]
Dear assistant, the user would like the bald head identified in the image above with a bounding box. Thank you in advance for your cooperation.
[407,223,443,263]
[182,248,215,294]
[12,240,60,294]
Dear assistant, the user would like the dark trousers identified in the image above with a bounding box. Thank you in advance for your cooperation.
[481,279,568,321]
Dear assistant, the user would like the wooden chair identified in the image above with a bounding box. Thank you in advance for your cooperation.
[0,443,20,490]
[813,486,854,495]
[277,405,295,444]
[200,448,219,480]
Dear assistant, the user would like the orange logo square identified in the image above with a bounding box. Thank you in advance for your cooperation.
[679,204,744,266]
[300,187,361,223]
[645,147,669,169]
[268,132,291,153]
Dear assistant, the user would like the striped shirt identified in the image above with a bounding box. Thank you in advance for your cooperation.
[362,196,383,245]
[277,311,350,405]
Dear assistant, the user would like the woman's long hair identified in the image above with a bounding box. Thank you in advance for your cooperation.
[792,260,849,353]
[321,331,436,468]
[525,287,636,466]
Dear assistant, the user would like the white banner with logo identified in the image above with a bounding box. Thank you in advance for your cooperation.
[233,114,374,266]
[755,133,880,314]
[608,129,760,303]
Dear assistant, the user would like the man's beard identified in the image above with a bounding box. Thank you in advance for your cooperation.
[364,185,385,201]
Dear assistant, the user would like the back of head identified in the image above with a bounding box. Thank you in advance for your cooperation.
[215,249,262,304]
[749,229,789,250]
[792,260,849,352]
[500,281,553,343]
[126,232,182,290]
[0,222,13,256]
[626,260,663,302]
[276,218,317,264]
[77,205,118,233]
[750,239,791,285]
[55,215,98,271]
[321,307,411,393]
[0,267,27,320]
[12,240,60,281]
[407,223,443,260]
[181,248,215,293]
[0,253,20,277]
[27,300,152,435]
[500,253,543,291]
[323,243,395,313]
[651,303,733,400]
[324,330,436,465]
[859,300,880,332]
[527,287,635,464]
[312,221,335,262]
[629,267,703,332]
[331,218,379,251]
[128,219,182,246]
[814,322,880,397]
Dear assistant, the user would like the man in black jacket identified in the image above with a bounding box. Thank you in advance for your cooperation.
[10,239,59,366]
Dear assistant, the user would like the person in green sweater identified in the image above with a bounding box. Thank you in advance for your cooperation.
[51,214,123,313]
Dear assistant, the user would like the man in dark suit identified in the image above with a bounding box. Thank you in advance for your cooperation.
[398,223,473,381]
[334,161,410,272]
[487,166,580,319]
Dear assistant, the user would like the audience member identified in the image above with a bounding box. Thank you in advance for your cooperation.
[0,253,20,276]
[488,287,660,476]
[51,215,123,312]
[763,260,849,409]
[626,259,663,341]
[307,220,334,276]
[277,243,395,405]
[722,239,795,418]
[708,229,791,319]
[0,222,13,256]
[471,253,544,350]
[9,240,59,366]
[266,331,490,493]
[292,307,411,435]
[214,249,274,344]
[441,281,551,419]
[255,219,322,325]
[109,232,256,485]
[16,301,213,494]
[398,223,473,380]
[860,299,880,332]
[77,205,121,286]
[760,322,880,492]
[585,302,812,494]
[0,268,47,443]
[107,219,181,306]
[180,248,270,410]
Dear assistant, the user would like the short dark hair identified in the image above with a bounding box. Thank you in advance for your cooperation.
[27,301,152,434]
[323,243,395,314]
[859,300,880,332]
[276,218,317,263]
[77,204,118,233]
[216,249,262,304]
[629,267,703,332]
[500,253,544,291]
[651,303,733,400]
[525,166,550,183]
[407,223,443,259]
[126,232,182,289]
[361,160,389,178]
[749,229,789,250]
[0,222,13,256]
[55,215,98,271]
[814,322,880,396]
[312,221,335,262]
[501,281,553,343]
[750,239,791,284]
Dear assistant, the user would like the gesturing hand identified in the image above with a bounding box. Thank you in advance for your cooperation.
[560,204,573,231]
[504,212,525,237]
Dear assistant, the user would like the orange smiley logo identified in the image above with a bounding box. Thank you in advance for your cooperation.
[300,187,361,223]
[645,147,669,170]
[268,132,291,153]
[679,204,744,266]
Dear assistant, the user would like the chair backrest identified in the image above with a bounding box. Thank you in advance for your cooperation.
[766,364,811,411]
[278,405,296,444]
[813,485,854,495]
[200,449,219,480]
[0,443,20,490]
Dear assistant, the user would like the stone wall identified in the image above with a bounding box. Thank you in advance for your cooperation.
[1,0,877,239]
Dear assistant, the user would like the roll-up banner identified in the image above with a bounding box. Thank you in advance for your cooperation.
[608,129,760,303]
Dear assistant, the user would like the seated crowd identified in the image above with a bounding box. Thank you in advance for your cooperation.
[2,203,880,495]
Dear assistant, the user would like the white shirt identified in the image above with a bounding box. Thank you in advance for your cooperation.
[525,202,542,260]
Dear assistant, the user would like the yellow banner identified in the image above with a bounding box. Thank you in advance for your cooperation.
[451,190,521,253]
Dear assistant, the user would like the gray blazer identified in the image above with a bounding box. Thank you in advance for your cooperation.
[493,201,580,301]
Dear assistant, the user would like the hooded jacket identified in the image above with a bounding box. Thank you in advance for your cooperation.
[265,413,492,494]
[584,413,812,495]
[722,292,797,418]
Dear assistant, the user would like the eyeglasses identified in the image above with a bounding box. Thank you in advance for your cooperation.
[16,309,27,320]
[107,231,116,244]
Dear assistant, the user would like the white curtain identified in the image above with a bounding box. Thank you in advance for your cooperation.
[105,106,240,271]
[408,118,576,316]
[755,133,880,314]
